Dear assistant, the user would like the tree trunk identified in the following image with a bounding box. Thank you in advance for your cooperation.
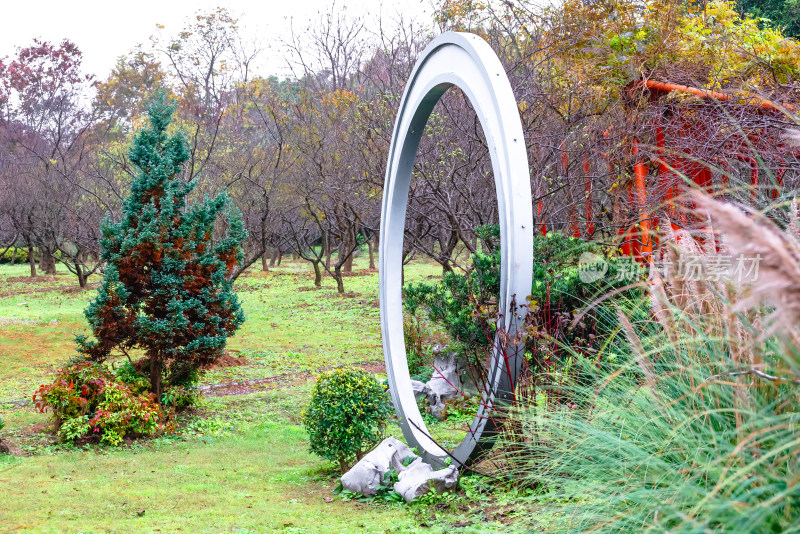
[28,244,36,277]
[342,227,355,273]
[76,264,87,288]
[324,235,332,270]
[259,204,269,271]
[438,227,459,274]
[39,245,56,275]
[150,357,163,402]
[334,264,345,293]
[367,236,375,270]
[313,260,322,287]
[9,249,15,266]
[269,247,278,267]
[342,255,354,273]
[276,250,283,266]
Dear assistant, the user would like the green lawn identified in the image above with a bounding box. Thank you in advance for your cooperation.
[0,255,435,404]
[0,423,420,534]
[0,255,512,533]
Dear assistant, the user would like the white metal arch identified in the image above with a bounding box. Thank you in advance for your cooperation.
[379,32,534,467]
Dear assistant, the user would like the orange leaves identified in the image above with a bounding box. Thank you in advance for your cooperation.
[220,251,237,274]
[435,0,490,33]
[318,89,360,121]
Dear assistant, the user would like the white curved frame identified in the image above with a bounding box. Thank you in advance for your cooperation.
[379,32,534,467]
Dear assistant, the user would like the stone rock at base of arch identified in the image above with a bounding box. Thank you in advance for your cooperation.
[427,351,462,420]
[410,379,430,400]
[340,436,418,497]
[393,458,459,503]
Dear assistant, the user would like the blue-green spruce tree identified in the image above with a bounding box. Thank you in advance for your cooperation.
[77,94,246,400]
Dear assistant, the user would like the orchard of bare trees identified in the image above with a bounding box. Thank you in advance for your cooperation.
[1,0,799,291]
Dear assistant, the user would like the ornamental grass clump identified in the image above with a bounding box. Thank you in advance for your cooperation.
[501,194,800,532]
[302,368,393,473]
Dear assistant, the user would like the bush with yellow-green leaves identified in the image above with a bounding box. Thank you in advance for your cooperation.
[302,368,393,473]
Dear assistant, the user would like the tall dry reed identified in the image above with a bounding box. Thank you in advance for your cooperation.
[501,194,800,533]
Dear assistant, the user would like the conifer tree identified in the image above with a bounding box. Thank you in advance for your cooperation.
[77,94,246,400]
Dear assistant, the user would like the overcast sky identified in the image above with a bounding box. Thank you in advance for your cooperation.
[0,0,434,81]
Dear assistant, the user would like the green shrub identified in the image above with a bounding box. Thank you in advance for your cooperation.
[0,417,4,433]
[165,360,201,390]
[115,359,199,409]
[403,314,435,378]
[0,247,28,264]
[160,385,199,410]
[34,361,163,445]
[114,361,150,395]
[302,368,393,473]
[404,229,646,364]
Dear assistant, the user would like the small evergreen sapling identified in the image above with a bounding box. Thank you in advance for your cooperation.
[77,94,246,401]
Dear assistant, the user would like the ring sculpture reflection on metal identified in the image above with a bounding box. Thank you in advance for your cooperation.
[379,32,534,468]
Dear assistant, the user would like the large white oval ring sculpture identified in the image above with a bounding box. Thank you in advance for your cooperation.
[379,32,534,467]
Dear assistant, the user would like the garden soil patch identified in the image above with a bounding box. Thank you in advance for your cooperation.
[199,360,385,398]
[1,278,98,297]
[0,437,25,456]
[201,353,248,370]
[199,371,314,397]
[6,275,64,284]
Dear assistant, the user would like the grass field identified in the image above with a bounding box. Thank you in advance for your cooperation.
[0,254,515,533]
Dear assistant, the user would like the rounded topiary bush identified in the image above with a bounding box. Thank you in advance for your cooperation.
[302,367,393,473]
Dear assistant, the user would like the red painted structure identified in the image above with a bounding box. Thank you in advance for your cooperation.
[540,79,795,260]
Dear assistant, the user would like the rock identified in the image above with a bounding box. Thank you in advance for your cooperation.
[385,347,480,420]
[428,396,446,420]
[393,457,459,503]
[429,351,462,397]
[340,437,418,497]
[340,436,460,502]
[454,354,481,398]
[410,380,430,400]
[426,352,462,420]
